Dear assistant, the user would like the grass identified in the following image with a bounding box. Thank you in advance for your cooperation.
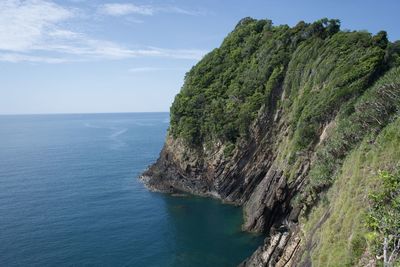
[300,117,400,266]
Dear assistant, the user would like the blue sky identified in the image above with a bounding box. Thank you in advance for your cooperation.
[0,0,399,114]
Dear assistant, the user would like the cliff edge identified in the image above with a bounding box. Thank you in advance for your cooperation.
[141,18,400,266]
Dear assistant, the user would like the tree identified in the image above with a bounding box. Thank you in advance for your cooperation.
[373,31,389,49]
[366,170,400,267]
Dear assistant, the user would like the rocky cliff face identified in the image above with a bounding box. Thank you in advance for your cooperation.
[140,18,400,266]
[141,84,313,266]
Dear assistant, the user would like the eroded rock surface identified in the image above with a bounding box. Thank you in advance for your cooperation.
[139,18,400,267]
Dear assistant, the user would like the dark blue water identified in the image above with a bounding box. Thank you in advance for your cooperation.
[0,113,262,267]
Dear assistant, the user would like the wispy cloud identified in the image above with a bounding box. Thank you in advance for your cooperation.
[158,6,206,16]
[0,0,207,63]
[99,3,154,16]
[0,0,73,51]
[98,2,205,17]
[0,53,69,63]
[35,34,206,60]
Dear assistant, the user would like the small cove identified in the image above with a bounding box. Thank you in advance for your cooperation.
[0,113,263,267]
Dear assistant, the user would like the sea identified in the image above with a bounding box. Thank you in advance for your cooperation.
[0,113,263,267]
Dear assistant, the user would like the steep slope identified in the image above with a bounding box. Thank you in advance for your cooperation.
[141,18,400,266]
[299,115,400,266]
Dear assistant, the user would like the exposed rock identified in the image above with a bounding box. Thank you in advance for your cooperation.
[139,18,400,267]
[140,90,313,266]
[240,229,301,267]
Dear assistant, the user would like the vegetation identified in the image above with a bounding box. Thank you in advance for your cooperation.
[366,170,400,266]
[284,30,387,153]
[169,18,399,153]
[304,67,400,205]
[170,18,345,146]
[298,67,400,266]
[302,117,400,266]
[166,17,400,265]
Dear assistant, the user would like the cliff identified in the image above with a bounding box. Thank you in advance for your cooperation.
[141,18,400,266]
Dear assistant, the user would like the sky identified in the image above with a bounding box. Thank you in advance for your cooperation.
[0,0,399,114]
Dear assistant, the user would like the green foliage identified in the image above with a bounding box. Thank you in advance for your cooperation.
[366,170,400,235]
[386,41,400,68]
[170,18,400,151]
[165,17,400,266]
[223,143,236,158]
[302,117,400,266]
[285,30,387,152]
[169,18,349,146]
[304,67,400,204]
[372,31,389,49]
[365,169,400,260]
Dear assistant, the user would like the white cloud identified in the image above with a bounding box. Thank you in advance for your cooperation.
[99,3,153,16]
[158,6,206,16]
[48,29,83,39]
[0,53,69,63]
[141,47,205,60]
[0,0,73,51]
[35,35,206,61]
[98,3,205,17]
[0,0,207,63]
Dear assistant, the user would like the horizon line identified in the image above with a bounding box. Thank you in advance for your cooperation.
[0,111,170,116]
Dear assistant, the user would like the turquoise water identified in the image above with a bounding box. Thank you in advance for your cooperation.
[0,113,262,267]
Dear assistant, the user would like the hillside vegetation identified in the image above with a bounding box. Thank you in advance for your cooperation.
[145,18,400,266]
[170,18,397,148]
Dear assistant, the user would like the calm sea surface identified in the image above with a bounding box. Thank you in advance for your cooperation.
[0,113,262,267]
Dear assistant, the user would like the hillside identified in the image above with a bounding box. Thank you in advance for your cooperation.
[141,18,400,266]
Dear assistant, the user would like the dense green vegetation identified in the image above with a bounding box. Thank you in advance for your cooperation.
[169,18,398,153]
[167,17,400,265]
[298,66,400,266]
[304,67,400,205]
[284,30,387,152]
[302,117,400,266]
[170,18,343,146]
[366,169,400,266]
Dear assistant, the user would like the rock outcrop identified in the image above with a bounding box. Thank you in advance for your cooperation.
[140,18,400,266]
[141,90,312,265]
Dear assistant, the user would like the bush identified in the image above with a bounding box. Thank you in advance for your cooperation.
[365,169,400,266]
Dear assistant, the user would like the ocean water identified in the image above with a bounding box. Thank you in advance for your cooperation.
[0,113,263,267]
